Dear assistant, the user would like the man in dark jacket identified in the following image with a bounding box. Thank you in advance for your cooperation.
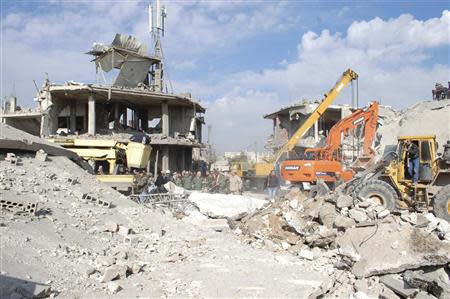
[264,170,280,200]
[406,140,420,184]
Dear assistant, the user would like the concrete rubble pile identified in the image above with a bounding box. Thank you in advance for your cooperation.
[228,187,450,299]
[377,99,450,157]
[0,150,327,298]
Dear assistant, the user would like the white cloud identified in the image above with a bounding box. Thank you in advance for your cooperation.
[172,59,197,71]
[196,10,450,151]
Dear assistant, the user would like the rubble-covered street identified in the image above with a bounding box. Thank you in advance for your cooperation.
[0,151,328,298]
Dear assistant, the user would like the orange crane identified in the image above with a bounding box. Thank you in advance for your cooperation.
[280,101,379,186]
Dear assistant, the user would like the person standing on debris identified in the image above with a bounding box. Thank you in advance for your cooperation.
[155,170,166,192]
[229,169,243,194]
[264,170,280,200]
[218,170,230,194]
[405,140,420,184]
[133,169,151,203]
[203,171,214,191]
[163,169,172,184]
[182,171,193,190]
[133,169,148,194]
[192,171,203,191]
[173,172,183,186]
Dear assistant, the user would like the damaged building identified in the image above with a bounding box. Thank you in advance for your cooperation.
[1,33,205,173]
[264,100,353,155]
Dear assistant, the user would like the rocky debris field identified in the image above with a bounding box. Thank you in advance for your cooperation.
[180,185,450,299]
[1,152,450,298]
[0,154,328,298]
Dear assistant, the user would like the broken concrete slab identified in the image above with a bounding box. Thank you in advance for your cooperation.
[334,215,356,230]
[319,202,337,228]
[348,209,368,223]
[403,268,450,298]
[0,123,92,172]
[379,275,419,298]
[337,223,450,278]
[100,264,127,282]
[336,194,353,209]
[188,192,267,219]
[107,281,121,294]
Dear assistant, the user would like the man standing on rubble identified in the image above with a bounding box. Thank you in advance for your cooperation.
[229,169,243,194]
[264,170,280,200]
[173,172,183,186]
[202,171,214,191]
[192,171,203,191]
[405,140,420,184]
[182,171,193,190]
[218,170,230,194]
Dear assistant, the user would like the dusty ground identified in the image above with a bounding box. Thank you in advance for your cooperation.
[0,155,325,298]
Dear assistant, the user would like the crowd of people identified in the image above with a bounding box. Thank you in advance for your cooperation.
[132,168,244,197]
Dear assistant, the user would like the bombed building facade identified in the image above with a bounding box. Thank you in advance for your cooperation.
[1,33,205,173]
[264,100,353,154]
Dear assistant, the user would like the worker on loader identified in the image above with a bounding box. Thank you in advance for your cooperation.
[405,140,420,184]
[264,170,280,200]
[192,171,203,191]
[229,169,243,194]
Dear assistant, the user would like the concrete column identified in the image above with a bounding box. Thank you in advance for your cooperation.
[141,109,149,131]
[181,147,186,171]
[162,146,169,171]
[161,101,169,136]
[88,94,96,136]
[122,108,127,127]
[114,103,120,129]
[69,103,76,133]
[133,110,139,129]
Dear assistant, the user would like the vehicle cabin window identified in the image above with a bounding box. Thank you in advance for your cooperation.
[398,142,405,158]
[421,141,432,161]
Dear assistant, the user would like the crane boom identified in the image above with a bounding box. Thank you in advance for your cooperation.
[272,68,358,163]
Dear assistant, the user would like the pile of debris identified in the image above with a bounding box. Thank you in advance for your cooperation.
[377,99,450,157]
[226,187,450,298]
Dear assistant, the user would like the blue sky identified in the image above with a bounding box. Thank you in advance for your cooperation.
[1,0,449,151]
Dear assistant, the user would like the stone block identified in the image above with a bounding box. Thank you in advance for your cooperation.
[35,149,48,162]
[337,223,450,278]
[349,209,368,223]
[336,195,353,209]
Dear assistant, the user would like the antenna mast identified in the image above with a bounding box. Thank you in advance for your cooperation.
[148,0,167,92]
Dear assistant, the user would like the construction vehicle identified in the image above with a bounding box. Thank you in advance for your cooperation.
[350,136,450,221]
[248,69,359,187]
[49,138,152,191]
[281,101,379,187]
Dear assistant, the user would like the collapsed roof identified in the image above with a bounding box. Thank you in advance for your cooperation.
[87,33,161,88]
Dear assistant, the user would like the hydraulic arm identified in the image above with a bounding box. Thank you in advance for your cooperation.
[306,101,379,161]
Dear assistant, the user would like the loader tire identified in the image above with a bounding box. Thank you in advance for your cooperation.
[433,185,450,222]
[356,180,398,210]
